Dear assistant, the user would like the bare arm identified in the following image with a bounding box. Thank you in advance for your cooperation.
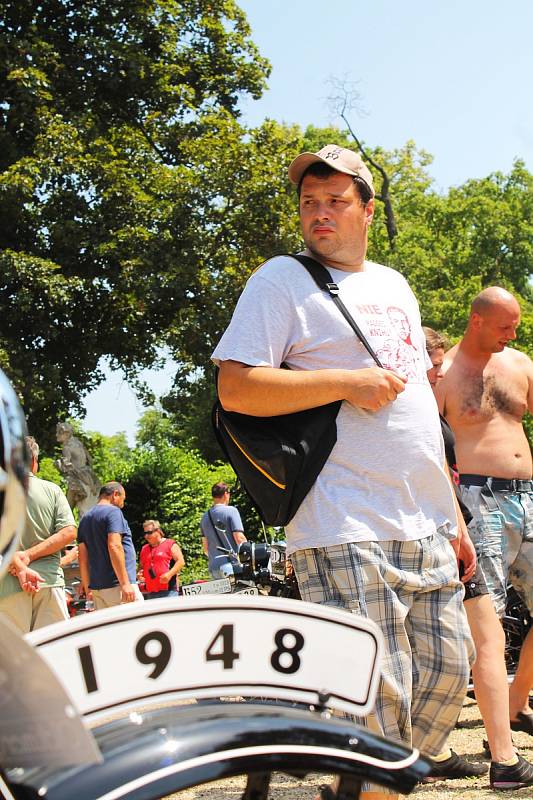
[22,525,77,563]
[434,347,458,417]
[60,545,78,567]
[524,353,533,415]
[160,543,185,584]
[457,525,477,583]
[201,536,209,556]
[107,533,136,602]
[218,361,406,417]
[232,531,247,546]
[78,542,91,595]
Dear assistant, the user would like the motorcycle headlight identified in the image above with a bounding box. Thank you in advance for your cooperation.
[237,542,271,571]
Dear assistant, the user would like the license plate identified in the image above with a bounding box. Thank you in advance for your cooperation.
[181,578,231,596]
[28,596,382,721]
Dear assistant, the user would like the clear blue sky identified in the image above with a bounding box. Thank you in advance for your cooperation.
[82,0,533,443]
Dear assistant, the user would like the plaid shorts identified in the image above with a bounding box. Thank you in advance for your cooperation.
[291,531,473,776]
[460,482,533,617]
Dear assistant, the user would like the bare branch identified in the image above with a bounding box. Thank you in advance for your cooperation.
[326,76,398,249]
[326,75,368,121]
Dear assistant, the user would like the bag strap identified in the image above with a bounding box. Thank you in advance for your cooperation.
[207,508,237,560]
[290,254,383,368]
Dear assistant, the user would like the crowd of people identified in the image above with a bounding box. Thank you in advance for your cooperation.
[0,472,189,623]
[0,141,532,795]
[0,467,250,624]
[0,460,252,629]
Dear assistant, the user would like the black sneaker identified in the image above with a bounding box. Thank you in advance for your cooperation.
[423,750,488,782]
[510,711,533,735]
[490,754,533,790]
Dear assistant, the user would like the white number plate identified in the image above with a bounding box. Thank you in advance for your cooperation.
[181,578,231,596]
[28,596,382,721]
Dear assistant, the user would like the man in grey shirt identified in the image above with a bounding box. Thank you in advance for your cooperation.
[200,482,247,578]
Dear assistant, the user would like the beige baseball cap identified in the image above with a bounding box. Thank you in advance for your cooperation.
[288,143,375,197]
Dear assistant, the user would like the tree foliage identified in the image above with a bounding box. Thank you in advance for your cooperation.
[0,0,269,441]
[36,455,65,487]
[135,407,181,450]
[117,442,240,583]
[371,157,533,346]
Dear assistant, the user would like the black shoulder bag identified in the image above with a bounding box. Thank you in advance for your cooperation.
[212,254,382,527]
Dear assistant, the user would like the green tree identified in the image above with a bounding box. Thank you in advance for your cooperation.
[81,430,131,484]
[385,159,533,346]
[36,455,65,487]
[135,408,180,450]
[119,442,236,583]
[0,0,269,442]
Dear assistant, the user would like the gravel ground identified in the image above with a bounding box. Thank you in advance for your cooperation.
[165,696,533,800]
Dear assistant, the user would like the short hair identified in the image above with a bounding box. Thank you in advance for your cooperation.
[297,162,373,205]
[98,481,124,498]
[211,482,229,498]
[143,519,160,530]
[422,326,448,354]
[25,436,39,461]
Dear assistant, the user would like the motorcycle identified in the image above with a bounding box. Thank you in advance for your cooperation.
[180,539,300,599]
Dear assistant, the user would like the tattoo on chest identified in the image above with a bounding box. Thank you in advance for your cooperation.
[460,373,521,418]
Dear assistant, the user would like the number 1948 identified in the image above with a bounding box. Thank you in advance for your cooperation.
[77,624,305,694]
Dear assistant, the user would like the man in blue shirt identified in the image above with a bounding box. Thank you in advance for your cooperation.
[200,483,247,578]
[78,481,143,609]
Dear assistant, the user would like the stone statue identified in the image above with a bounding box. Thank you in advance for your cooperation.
[55,423,100,517]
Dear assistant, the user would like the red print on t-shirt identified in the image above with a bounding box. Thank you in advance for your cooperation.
[376,306,420,381]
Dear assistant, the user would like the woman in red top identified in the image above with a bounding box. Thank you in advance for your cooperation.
[138,520,185,599]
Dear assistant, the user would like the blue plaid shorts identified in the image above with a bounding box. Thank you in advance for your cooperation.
[459,481,533,617]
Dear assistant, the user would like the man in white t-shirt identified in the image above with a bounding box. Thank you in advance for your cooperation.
[213,144,474,800]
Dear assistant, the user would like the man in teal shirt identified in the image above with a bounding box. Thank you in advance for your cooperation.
[0,436,76,632]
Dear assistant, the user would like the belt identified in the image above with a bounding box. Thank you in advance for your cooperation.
[460,474,533,492]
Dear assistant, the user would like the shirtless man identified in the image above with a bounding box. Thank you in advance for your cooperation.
[435,286,533,737]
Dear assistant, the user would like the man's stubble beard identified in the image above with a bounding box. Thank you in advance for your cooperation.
[303,235,341,262]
